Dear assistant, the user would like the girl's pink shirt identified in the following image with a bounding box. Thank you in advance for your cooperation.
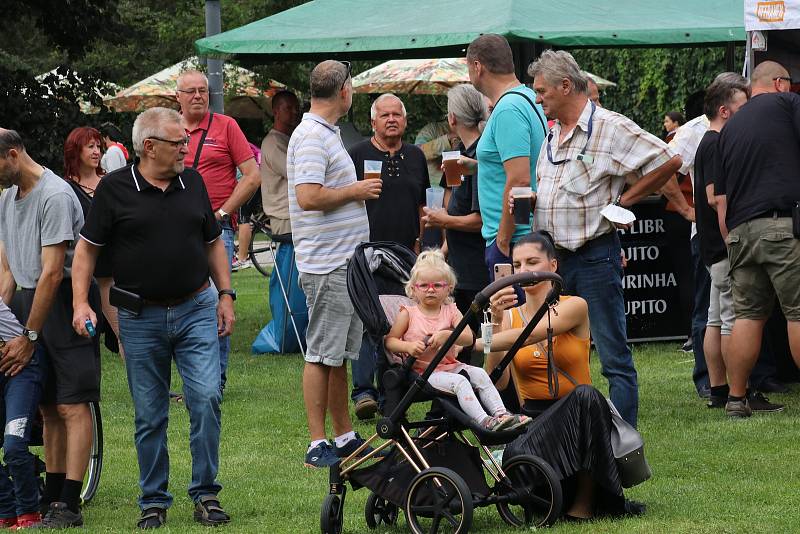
[401,302,462,374]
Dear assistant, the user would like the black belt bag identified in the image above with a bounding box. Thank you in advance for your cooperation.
[109,286,143,316]
[793,201,800,238]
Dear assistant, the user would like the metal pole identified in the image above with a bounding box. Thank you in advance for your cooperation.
[513,41,547,84]
[205,0,224,113]
[725,41,736,72]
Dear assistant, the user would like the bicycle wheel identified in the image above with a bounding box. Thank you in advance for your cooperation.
[80,401,103,504]
[249,236,274,277]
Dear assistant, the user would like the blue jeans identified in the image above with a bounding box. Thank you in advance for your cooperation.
[690,236,711,395]
[351,333,380,405]
[0,347,44,518]
[556,232,638,427]
[219,222,235,391]
[118,286,222,510]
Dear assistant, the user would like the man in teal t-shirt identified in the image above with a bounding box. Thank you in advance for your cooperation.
[467,34,547,280]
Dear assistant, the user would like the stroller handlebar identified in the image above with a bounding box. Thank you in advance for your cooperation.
[474,271,564,308]
[383,270,564,428]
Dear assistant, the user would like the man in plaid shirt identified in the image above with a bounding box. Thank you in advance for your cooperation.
[529,51,682,427]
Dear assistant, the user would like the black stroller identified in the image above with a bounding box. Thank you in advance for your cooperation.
[320,242,564,534]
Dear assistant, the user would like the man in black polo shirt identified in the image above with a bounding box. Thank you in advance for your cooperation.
[71,108,235,528]
[716,60,800,418]
[347,93,428,419]
[693,74,749,409]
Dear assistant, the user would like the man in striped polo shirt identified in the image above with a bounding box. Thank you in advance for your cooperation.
[288,60,382,468]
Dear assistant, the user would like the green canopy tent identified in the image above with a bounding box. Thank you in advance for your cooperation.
[196,0,746,67]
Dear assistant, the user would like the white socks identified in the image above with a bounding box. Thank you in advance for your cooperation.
[308,439,329,452]
[334,431,356,448]
[308,431,356,452]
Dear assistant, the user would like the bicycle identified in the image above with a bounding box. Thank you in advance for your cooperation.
[31,401,103,504]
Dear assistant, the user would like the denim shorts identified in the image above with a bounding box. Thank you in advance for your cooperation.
[298,266,363,367]
[726,216,800,321]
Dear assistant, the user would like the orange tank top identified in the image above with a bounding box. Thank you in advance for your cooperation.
[508,297,591,401]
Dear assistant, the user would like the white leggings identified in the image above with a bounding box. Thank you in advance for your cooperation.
[428,364,507,425]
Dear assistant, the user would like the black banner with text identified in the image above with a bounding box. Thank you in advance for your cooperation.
[618,198,687,342]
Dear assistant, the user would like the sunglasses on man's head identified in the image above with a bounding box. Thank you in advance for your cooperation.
[340,61,352,90]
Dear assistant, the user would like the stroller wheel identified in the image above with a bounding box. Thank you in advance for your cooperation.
[495,454,563,528]
[404,467,473,534]
[365,492,398,529]
[320,494,343,534]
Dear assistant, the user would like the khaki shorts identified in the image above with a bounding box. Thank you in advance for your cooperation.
[298,266,363,367]
[726,216,800,321]
[707,258,735,336]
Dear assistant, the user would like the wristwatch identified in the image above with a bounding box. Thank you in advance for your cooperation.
[216,208,230,221]
[218,289,237,301]
[22,328,39,343]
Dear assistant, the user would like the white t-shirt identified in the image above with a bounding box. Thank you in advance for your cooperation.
[101,144,127,173]
[668,115,710,238]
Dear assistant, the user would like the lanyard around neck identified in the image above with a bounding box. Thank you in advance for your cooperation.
[546,101,596,166]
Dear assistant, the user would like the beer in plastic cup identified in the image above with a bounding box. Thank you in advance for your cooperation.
[511,186,533,225]
[442,151,462,187]
[426,187,445,210]
[364,160,383,181]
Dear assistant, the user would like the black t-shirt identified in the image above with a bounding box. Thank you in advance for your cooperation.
[693,130,727,267]
[80,164,221,300]
[348,140,429,251]
[66,178,115,278]
[438,139,488,291]
[717,92,800,230]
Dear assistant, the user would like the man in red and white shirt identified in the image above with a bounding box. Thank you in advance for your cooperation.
[176,70,260,392]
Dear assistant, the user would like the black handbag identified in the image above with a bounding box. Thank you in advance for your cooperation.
[606,399,652,488]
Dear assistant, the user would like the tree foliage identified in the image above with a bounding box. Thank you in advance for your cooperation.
[572,47,742,134]
[1,0,744,161]
[0,65,126,173]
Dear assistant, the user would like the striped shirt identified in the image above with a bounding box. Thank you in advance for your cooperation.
[287,113,369,274]
[534,100,674,251]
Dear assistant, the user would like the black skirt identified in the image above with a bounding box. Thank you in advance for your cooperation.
[503,384,627,516]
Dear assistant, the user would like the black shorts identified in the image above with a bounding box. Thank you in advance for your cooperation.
[238,188,262,224]
[11,280,101,404]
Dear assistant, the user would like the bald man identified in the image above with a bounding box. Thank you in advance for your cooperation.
[715,60,800,418]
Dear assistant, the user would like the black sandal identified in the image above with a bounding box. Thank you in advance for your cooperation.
[137,507,166,529]
[194,495,230,526]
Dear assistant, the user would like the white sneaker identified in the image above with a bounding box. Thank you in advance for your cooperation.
[231,258,252,271]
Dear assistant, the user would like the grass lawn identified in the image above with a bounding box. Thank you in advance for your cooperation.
[72,268,800,533]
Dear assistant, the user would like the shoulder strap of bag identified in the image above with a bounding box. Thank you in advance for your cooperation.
[516,304,577,398]
[494,90,548,138]
[192,112,214,169]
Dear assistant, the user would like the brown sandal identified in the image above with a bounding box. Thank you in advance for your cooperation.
[194,495,230,526]
[137,507,166,529]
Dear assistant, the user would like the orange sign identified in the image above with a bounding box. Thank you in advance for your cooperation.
[757,1,786,22]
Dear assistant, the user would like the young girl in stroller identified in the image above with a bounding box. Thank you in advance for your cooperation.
[385,249,531,432]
